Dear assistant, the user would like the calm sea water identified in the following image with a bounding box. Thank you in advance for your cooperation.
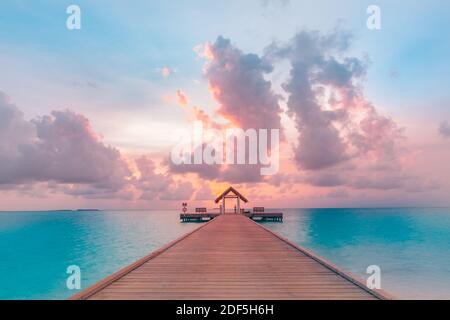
[263,208,450,299]
[0,210,199,300]
[0,208,449,299]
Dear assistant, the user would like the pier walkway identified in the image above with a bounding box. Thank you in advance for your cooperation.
[71,214,389,300]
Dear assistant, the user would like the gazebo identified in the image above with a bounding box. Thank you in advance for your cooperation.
[215,186,249,214]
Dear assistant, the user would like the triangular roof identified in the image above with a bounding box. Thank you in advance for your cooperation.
[215,186,249,203]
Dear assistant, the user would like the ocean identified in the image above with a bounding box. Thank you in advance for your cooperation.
[0,208,449,299]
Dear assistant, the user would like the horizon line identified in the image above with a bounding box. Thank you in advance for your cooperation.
[2,206,450,213]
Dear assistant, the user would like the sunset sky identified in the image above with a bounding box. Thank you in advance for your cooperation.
[1,0,450,210]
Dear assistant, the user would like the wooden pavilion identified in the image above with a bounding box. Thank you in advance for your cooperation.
[214,186,248,214]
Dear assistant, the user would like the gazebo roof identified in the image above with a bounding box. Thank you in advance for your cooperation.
[214,186,249,203]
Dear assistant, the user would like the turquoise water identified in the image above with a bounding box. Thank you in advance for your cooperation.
[263,208,450,299]
[0,210,199,300]
[0,208,449,299]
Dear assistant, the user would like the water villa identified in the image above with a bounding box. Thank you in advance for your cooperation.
[71,187,391,300]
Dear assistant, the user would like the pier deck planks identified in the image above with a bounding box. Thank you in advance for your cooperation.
[72,214,388,300]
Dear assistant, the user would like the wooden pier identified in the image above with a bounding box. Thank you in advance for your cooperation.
[71,214,390,300]
[180,187,283,222]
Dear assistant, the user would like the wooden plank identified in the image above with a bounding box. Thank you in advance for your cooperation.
[71,214,392,300]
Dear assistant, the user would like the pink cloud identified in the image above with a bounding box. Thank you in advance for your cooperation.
[204,36,282,130]
[134,156,194,201]
[267,30,406,186]
[179,31,429,195]
[176,89,189,107]
[193,183,214,200]
[2,28,442,208]
[0,91,193,202]
[161,66,172,78]
[439,121,450,138]
[0,92,131,191]
[167,37,284,184]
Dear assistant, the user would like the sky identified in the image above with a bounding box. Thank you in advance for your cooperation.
[0,0,449,210]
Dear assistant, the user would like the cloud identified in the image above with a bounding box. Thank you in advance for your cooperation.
[176,89,189,107]
[168,163,268,184]
[0,91,193,201]
[167,36,283,184]
[0,93,131,192]
[168,32,411,191]
[160,181,195,200]
[2,27,429,204]
[266,29,403,172]
[351,175,406,190]
[194,184,214,200]
[155,66,173,78]
[0,92,36,159]
[275,167,436,193]
[134,156,171,200]
[439,121,450,138]
[303,172,345,187]
[166,156,221,181]
[134,156,195,201]
[161,66,172,78]
[327,189,348,198]
[204,36,282,130]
